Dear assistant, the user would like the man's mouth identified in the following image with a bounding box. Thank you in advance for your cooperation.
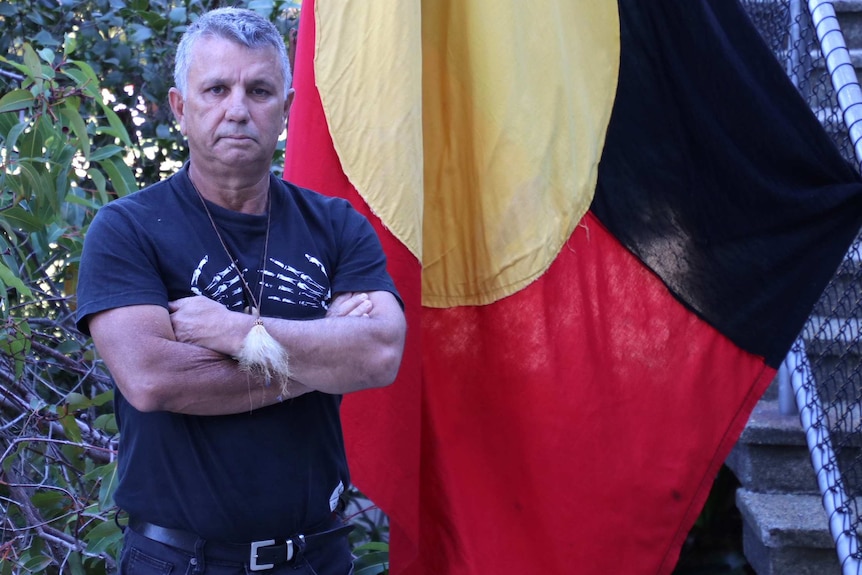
[220,134,254,141]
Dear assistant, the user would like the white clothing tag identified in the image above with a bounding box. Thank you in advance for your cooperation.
[329,480,345,512]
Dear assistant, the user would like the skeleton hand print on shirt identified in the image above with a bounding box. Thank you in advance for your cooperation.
[263,255,331,309]
[189,253,331,312]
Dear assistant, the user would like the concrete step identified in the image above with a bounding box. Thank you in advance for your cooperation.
[737,490,841,574]
[811,246,862,318]
[730,3,861,574]
[799,313,862,411]
[787,244,862,405]
[726,400,818,494]
[836,1,862,50]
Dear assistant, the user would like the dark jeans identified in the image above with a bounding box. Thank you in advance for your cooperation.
[117,525,354,575]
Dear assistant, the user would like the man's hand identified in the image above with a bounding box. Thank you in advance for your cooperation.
[327,292,373,318]
[168,295,242,357]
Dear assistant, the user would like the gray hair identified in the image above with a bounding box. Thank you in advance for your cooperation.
[174,7,292,97]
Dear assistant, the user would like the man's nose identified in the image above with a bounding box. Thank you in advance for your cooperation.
[225,92,250,122]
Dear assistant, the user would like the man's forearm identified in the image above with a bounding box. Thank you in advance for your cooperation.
[265,313,405,394]
[89,304,312,416]
[168,292,406,395]
[133,340,310,414]
[143,342,310,415]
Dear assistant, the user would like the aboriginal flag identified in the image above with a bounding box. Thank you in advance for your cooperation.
[284,0,862,573]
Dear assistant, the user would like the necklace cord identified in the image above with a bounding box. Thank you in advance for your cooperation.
[190,179,271,319]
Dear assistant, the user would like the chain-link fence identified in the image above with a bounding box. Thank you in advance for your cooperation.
[742,0,857,164]
[740,0,862,571]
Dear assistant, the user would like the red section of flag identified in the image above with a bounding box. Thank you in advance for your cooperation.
[284,3,421,564]
[407,212,773,574]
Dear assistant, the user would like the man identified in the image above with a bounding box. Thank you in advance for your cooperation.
[75,8,406,575]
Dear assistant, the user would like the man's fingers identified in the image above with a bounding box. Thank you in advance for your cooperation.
[327,292,373,317]
[348,299,373,317]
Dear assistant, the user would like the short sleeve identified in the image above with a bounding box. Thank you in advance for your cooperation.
[75,204,168,335]
[329,201,402,307]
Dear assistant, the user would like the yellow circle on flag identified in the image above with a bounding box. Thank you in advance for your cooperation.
[315,1,620,307]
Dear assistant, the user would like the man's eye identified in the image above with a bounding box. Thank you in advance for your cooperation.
[252,88,270,97]
[209,86,225,95]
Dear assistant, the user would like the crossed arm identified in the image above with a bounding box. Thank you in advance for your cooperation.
[87,291,406,416]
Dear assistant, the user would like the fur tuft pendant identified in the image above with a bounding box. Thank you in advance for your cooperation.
[237,318,291,396]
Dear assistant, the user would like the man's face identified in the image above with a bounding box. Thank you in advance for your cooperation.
[170,36,292,175]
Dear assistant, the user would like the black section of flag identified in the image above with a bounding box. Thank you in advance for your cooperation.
[592,0,862,367]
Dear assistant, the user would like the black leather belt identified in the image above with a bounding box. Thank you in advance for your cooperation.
[128,517,354,572]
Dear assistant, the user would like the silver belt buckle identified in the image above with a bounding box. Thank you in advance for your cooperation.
[249,539,293,571]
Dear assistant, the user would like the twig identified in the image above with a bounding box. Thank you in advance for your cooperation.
[0,68,24,82]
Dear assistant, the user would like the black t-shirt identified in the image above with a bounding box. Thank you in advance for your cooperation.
[76,165,399,540]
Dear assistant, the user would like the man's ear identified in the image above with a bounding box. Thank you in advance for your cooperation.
[168,87,186,135]
[284,88,295,133]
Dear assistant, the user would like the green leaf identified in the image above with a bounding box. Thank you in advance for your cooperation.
[3,120,28,157]
[64,32,78,57]
[85,518,123,555]
[0,55,30,77]
[65,190,101,211]
[59,101,91,161]
[0,219,20,250]
[169,6,186,23]
[33,31,60,51]
[93,413,118,434]
[37,48,55,65]
[30,490,66,514]
[0,111,19,138]
[99,461,118,508]
[91,389,114,407]
[20,554,53,572]
[98,102,132,147]
[66,392,91,410]
[0,317,32,378]
[1,206,43,232]
[65,61,101,99]
[17,160,57,213]
[66,552,85,575]
[97,156,137,198]
[83,461,119,510]
[24,12,44,26]
[86,166,109,205]
[353,542,390,554]
[138,11,168,32]
[129,23,154,43]
[51,146,76,205]
[0,261,33,298]
[0,90,35,114]
[60,67,91,90]
[353,551,390,575]
[17,119,46,159]
[0,317,31,353]
[248,0,275,17]
[22,44,42,80]
[89,144,124,162]
[60,412,83,443]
